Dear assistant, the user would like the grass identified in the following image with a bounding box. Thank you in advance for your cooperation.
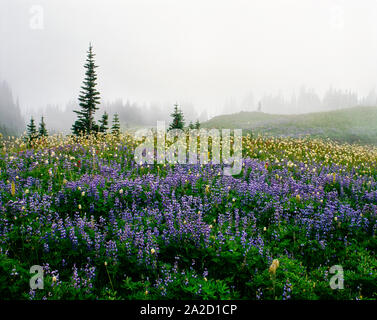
[202,106,377,145]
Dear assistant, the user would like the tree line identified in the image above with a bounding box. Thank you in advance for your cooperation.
[25,43,200,142]
[0,81,24,137]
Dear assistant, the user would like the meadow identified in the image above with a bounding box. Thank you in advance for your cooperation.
[1,133,377,300]
[203,106,377,145]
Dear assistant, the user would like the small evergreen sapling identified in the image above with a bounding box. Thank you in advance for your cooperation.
[99,112,109,133]
[38,116,48,137]
[27,117,37,141]
[169,103,185,131]
[111,113,120,135]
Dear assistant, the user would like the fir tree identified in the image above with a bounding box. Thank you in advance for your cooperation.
[99,112,109,133]
[169,103,185,131]
[38,116,48,137]
[194,119,200,129]
[72,43,101,136]
[27,117,37,140]
[111,113,120,135]
[188,121,195,130]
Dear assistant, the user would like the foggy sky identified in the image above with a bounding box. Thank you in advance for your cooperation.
[1,0,377,116]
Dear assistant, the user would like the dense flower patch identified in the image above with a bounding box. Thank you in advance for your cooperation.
[1,134,377,300]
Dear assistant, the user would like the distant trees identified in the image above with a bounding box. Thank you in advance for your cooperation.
[322,88,358,110]
[360,89,377,106]
[255,86,361,114]
[0,81,24,137]
[169,103,185,131]
[297,87,322,112]
[72,43,101,136]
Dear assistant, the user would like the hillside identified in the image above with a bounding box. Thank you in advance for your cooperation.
[202,106,377,145]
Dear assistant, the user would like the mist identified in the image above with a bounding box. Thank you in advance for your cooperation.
[2,0,377,130]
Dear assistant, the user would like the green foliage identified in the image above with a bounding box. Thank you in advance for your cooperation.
[38,116,48,137]
[72,43,101,136]
[111,113,120,135]
[26,117,37,141]
[99,112,109,133]
[0,254,30,299]
[169,103,185,131]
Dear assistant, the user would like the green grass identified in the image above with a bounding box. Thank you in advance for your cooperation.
[202,106,377,145]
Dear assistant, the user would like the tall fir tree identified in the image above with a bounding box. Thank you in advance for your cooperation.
[72,43,101,136]
[111,113,120,135]
[38,116,48,137]
[188,121,194,129]
[27,117,37,140]
[99,112,109,133]
[169,103,185,131]
[194,119,200,129]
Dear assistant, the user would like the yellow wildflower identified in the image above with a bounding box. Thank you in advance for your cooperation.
[11,181,15,196]
[269,259,280,275]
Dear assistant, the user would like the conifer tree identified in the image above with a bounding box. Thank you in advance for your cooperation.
[194,119,200,129]
[169,103,185,131]
[38,116,48,137]
[72,43,101,135]
[27,117,37,140]
[188,121,195,130]
[99,112,109,133]
[111,113,120,135]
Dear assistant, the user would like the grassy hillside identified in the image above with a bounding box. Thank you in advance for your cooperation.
[202,106,377,145]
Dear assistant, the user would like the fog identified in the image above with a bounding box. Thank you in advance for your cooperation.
[2,0,377,126]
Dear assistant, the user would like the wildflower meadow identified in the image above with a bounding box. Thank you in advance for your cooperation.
[1,132,377,300]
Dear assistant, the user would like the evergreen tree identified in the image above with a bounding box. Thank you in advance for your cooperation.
[27,117,37,140]
[188,121,195,130]
[194,119,200,129]
[72,43,101,136]
[38,116,48,137]
[99,112,109,133]
[169,103,185,131]
[111,113,120,135]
